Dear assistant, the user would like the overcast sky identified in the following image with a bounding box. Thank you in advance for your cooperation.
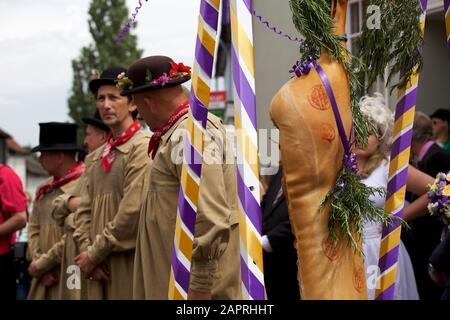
[0,0,199,147]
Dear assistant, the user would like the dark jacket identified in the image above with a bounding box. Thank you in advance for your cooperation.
[429,228,450,300]
[418,143,450,178]
[262,168,300,300]
[402,142,450,300]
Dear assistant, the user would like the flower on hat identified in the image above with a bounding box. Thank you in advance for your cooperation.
[115,72,133,91]
[151,73,171,86]
[169,61,191,78]
[147,61,191,87]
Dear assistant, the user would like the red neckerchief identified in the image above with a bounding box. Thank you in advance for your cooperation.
[100,120,142,173]
[36,161,85,201]
[148,100,190,159]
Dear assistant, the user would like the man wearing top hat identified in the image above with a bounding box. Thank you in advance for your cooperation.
[120,56,241,300]
[27,122,85,300]
[73,67,150,299]
[50,110,110,299]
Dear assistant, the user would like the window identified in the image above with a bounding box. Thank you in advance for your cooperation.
[347,0,369,55]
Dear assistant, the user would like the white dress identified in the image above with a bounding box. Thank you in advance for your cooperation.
[361,160,419,300]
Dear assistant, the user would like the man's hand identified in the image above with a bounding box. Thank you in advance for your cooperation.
[188,290,212,300]
[28,260,41,278]
[40,272,58,287]
[88,263,110,281]
[67,196,81,212]
[74,251,97,275]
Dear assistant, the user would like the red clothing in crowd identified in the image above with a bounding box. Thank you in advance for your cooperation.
[0,164,27,255]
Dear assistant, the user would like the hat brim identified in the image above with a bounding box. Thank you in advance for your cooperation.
[120,75,190,96]
[31,144,84,153]
[89,78,117,95]
[82,117,110,133]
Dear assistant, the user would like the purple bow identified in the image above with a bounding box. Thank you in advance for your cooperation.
[290,57,316,77]
[344,152,359,174]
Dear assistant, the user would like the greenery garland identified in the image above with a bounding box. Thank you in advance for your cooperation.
[357,0,423,92]
[289,0,393,253]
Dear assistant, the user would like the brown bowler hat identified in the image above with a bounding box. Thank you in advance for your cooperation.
[119,56,191,96]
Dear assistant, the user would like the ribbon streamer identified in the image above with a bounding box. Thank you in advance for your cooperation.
[252,9,305,43]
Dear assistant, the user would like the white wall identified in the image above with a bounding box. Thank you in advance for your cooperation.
[26,175,47,202]
[416,11,450,115]
[6,155,26,188]
[253,0,299,132]
[252,0,300,172]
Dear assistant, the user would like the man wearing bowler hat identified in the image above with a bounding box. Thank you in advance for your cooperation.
[73,67,150,299]
[27,122,85,300]
[50,110,110,299]
[120,55,241,300]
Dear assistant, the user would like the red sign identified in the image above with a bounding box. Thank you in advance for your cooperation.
[209,91,227,109]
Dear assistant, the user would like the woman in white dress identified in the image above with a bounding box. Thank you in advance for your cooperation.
[355,93,434,300]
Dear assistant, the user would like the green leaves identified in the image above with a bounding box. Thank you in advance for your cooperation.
[320,167,393,255]
[145,69,153,84]
[357,0,423,92]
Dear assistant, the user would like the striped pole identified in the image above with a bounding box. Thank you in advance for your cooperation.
[168,0,221,300]
[445,0,450,60]
[375,0,428,300]
[230,0,265,300]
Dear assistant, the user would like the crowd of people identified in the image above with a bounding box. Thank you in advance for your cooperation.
[0,54,449,300]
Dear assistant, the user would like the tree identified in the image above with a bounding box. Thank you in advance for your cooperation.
[68,0,143,142]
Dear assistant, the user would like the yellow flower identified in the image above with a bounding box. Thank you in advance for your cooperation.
[443,185,450,196]
[447,173,450,182]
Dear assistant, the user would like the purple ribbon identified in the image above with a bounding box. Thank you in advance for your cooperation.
[115,0,148,43]
[290,57,316,77]
[290,59,357,175]
[252,9,304,43]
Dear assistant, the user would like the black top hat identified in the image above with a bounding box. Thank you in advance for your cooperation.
[89,67,127,95]
[120,56,191,96]
[82,110,110,133]
[31,122,83,153]
[430,109,450,123]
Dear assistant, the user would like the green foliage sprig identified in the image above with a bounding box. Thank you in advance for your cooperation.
[320,167,393,254]
[357,0,423,92]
